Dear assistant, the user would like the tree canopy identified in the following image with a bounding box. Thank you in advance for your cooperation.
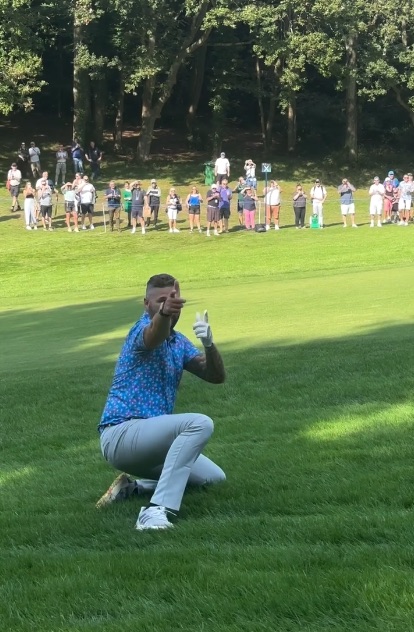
[4,0,414,160]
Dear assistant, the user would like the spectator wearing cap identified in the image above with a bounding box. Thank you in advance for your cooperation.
[7,162,22,212]
[218,178,232,233]
[146,179,161,227]
[244,159,257,189]
[383,170,399,188]
[214,152,230,184]
[369,176,385,228]
[206,183,221,236]
[309,179,327,228]
[61,182,79,232]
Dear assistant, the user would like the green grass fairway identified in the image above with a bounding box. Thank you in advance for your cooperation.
[2,171,414,632]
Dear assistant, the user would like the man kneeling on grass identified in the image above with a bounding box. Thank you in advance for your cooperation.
[96,273,226,530]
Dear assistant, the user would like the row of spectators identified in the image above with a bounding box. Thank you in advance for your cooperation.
[7,159,414,233]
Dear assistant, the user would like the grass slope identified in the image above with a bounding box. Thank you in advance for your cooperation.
[1,165,414,632]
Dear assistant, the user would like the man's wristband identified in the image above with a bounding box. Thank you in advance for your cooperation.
[158,302,171,318]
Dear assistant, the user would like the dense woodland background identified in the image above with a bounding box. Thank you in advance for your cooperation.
[2,0,414,162]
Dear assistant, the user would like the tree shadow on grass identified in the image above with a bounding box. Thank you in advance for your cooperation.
[0,300,414,515]
[3,316,414,631]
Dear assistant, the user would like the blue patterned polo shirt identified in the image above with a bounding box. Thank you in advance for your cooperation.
[99,313,201,429]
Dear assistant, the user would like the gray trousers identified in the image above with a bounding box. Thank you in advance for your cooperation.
[55,162,66,184]
[100,413,225,511]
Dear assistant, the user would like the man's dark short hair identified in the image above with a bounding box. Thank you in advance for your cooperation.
[146,274,175,294]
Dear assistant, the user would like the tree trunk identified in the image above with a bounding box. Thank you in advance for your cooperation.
[138,77,156,161]
[287,92,296,152]
[266,94,276,146]
[256,57,267,150]
[136,4,212,160]
[114,71,124,152]
[392,86,414,128]
[186,42,207,134]
[73,22,91,145]
[92,77,106,145]
[344,32,358,162]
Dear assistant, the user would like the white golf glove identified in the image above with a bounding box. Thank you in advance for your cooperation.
[193,310,213,348]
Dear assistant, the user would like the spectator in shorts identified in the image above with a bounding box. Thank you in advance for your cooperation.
[166,187,181,233]
[55,144,68,186]
[38,179,54,231]
[28,141,42,178]
[36,171,56,219]
[264,179,281,230]
[7,163,22,212]
[78,175,96,230]
[233,177,246,227]
[368,176,384,227]
[23,182,37,230]
[61,182,79,232]
[383,178,394,223]
[105,180,122,232]
[292,185,307,229]
[123,181,132,228]
[130,180,146,235]
[243,186,257,230]
[186,186,203,233]
[338,178,357,228]
[206,183,220,236]
[218,178,232,233]
[146,179,162,228]
[310,178,327,228]
[397,174,412,226]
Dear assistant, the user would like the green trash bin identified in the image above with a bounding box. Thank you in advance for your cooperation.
[310,213,320,229]
[204,161,215,186]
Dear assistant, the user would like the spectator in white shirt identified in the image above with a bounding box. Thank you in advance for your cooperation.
[78,176,96,230]
[368,177,385,228]
[310,179,327,228]
[28,141,42,177]
[214,152,230,184]
[264,180,282,230]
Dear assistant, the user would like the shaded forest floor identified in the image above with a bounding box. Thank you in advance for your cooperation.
[1,112,414,189]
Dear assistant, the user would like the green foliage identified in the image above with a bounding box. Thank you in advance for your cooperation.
[0,0,44,114]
